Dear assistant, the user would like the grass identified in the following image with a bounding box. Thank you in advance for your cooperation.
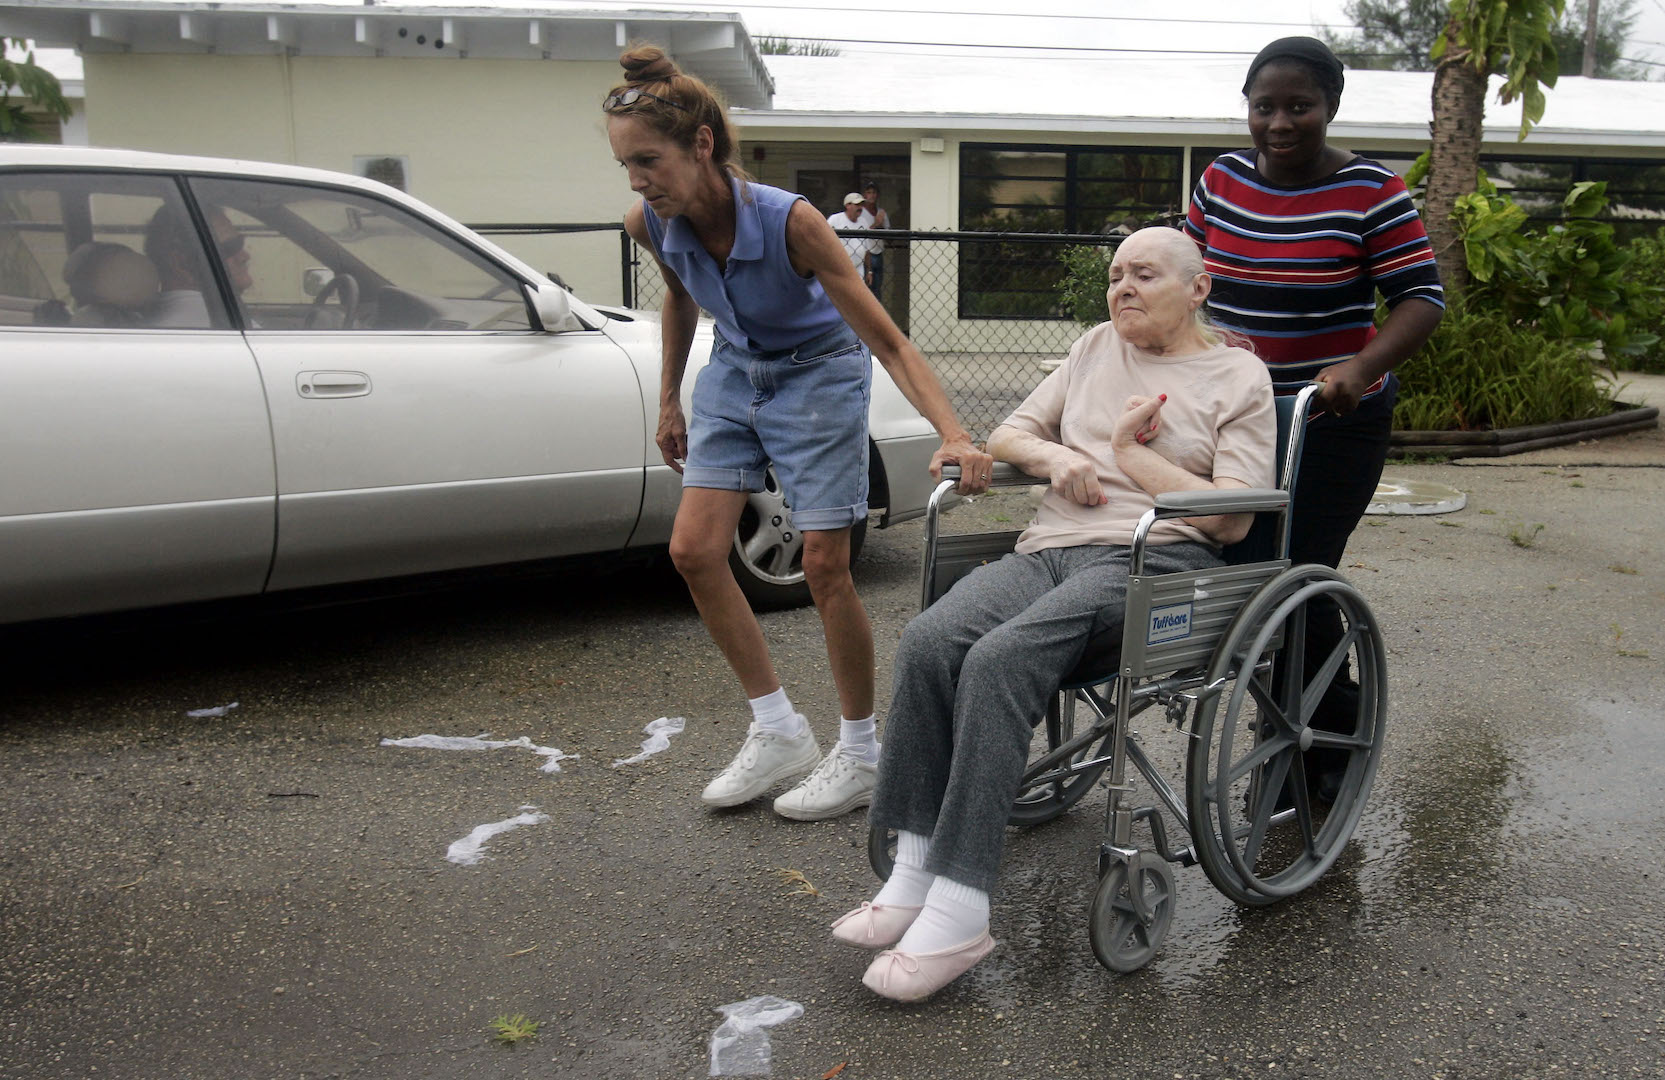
[1610,564,1639,575]
[489,1015,541,1047]
[1507,522,1546,549]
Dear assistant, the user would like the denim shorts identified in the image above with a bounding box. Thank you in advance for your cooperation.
[683,322,872,532]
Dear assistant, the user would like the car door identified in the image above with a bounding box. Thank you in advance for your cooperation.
[184,176,647,592]
[0,169,276,623]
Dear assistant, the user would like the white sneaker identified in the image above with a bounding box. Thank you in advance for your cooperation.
[773,744,879,821]
[700,721,821,808]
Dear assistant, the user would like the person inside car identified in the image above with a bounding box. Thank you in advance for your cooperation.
[143,205,253,328]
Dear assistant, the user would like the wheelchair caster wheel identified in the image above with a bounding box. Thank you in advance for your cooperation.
[868,824,897,881]
[1088,859,1175,973]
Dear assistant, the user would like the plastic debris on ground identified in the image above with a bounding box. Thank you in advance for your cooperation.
[709,995,804,1077]
[379,733,577,773]
[445,806,549,866]
[612,715,687,767]
[186,701,239,718]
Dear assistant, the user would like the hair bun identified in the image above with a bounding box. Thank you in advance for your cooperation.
[621,44,679,85]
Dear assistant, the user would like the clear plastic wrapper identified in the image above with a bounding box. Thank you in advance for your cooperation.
[708,995,803,1076]
[612,716,686,767]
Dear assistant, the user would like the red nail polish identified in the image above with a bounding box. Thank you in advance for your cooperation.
[1159,393,1167,402]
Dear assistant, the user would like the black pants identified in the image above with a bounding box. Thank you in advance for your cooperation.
[1282,383,1395,781]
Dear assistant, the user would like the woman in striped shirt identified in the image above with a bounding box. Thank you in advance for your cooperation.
[1185,36,1444,801]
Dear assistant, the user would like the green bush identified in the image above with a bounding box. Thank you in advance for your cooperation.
[1624,227,1665,374]
[1395,303,1616,431]
[1057,244,1111,328]
[1452,177,1660,364]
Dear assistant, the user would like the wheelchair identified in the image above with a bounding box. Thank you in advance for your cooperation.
[868,384,1388,973]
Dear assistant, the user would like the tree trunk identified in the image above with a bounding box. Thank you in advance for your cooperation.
[1424,52,1488,298]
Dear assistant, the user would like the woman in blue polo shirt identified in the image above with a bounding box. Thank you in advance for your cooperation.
[604,45,992,823]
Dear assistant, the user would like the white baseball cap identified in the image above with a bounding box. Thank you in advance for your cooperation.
[843,192,865,205]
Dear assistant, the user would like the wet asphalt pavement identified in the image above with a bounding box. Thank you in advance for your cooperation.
[4,426,1665,1080]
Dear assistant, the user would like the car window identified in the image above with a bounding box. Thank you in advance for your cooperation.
[0,171,228,330]
[187,177,533,332]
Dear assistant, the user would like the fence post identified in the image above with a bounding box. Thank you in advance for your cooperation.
[620,229,635,309]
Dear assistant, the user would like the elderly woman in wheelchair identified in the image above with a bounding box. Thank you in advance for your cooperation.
[832,224,1378,1003]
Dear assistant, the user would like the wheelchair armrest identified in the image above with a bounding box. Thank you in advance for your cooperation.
[939,462,1048,490]
[1151,488,1289,518]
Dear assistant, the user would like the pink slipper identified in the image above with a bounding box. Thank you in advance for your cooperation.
[831,902,923,949]
[860,930,996,1002]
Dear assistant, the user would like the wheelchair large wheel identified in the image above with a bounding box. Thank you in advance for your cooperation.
[1088,859,1176,973]
[1186,565,1386,907]
[868,823,897,881]
[1008,689,1116,828]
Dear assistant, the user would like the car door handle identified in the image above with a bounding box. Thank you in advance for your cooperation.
[297,371,372,398]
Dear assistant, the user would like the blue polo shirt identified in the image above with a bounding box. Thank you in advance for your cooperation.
[640,177,845,353]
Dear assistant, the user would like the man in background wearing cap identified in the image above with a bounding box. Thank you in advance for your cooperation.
[827,193,875,289]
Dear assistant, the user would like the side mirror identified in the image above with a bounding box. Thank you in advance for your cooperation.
[302,267,333,297]
[526,281,583,332]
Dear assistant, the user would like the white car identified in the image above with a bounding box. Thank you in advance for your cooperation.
[0,146,944,624]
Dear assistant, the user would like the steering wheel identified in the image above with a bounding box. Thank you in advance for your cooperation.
[304,272,360,329]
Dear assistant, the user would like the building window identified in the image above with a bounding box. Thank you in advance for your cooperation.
[958,144,1182,320]
[1483,156,1665,242]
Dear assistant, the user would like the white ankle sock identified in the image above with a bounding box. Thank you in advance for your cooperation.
[748,688,805,735]
[895,876,990,954]
[838,715,878,762]
[872,830,933,908]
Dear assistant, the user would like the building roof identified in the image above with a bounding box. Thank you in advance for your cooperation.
[0,0,774,107]
[12,2,1665,151]
[742,54,1665,151]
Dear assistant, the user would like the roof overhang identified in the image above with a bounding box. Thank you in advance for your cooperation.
[0,0,774,107]
[732,111,1665,153]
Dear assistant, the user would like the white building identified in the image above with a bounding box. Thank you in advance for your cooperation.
[6,0,1665,350]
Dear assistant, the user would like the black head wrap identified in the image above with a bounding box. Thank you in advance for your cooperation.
[1242,36,1345,104]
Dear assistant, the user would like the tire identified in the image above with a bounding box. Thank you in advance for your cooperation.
[1185,565,1387,907]
[868,823,896,881]
[1088,859,1176,973]
[1006,689,1116,827]
[729,465,867,611]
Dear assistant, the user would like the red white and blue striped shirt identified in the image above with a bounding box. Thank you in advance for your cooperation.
[1184,151,1444,397]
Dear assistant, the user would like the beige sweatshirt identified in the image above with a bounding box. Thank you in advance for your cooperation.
[1000,320,1276,553]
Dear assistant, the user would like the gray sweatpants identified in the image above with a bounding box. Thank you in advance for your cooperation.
[870,541,1220,894]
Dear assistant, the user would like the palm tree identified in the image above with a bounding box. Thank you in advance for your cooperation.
[1423,0,1566,295]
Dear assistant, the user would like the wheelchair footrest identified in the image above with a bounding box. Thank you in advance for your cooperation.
[1130,806,1198,868]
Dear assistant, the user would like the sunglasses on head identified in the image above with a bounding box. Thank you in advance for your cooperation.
[216,232,246,259]
[603,88,689,112]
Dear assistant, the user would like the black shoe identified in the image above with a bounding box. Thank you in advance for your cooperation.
[1310,767,1344,807]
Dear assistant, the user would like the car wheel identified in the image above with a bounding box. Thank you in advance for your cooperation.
[729,466,867,611]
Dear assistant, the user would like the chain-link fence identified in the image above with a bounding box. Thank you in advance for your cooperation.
[473,221,1119,439]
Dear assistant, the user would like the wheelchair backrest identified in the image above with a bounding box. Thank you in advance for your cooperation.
[1221,383,1320,566]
